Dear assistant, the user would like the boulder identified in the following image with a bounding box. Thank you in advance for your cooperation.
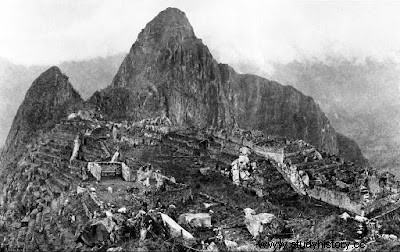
[199,167,211,175]
[108,187,113,194]
[178,213,212,228]
[117,207,127,214]
[76,186,86,194]
[160,213,194,240]
[207,242,219,252]
[203,203,217,209]
[67,113,77,120]
[354,215,368,223]
[224,240,237,250]
[105,211,113,218]
[239,147,251,156]
[107,247,123,252]
[339,212,351,221]
[243,208,283,239]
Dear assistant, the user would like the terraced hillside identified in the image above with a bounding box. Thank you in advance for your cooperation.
[0,112,357,251]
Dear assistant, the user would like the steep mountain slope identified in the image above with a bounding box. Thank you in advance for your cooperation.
[90,7,340,155]
[3,66,82,156]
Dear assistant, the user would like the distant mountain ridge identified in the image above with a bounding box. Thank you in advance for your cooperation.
[270,58,400,172]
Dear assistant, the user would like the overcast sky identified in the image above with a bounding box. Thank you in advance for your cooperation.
[1,0,400,73]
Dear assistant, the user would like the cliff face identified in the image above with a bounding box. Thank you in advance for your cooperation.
[90,7,339,153]
[337,133,368,164]
[4,66,82,155]
[222,71,338,153]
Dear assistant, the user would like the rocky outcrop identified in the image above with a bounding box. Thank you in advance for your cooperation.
[90,8,338,154]
[4,66,82,155]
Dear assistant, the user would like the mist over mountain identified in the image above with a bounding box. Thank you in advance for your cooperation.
[268,57,400,173]
[0,54,124,146]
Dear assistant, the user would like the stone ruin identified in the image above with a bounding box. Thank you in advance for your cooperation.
[2,112,400,251]
[87,162,133,182]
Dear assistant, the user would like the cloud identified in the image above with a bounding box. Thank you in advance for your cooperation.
[1,0,400,70]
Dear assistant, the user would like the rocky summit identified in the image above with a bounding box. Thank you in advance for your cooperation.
[2,7,399,252]
[90,7,344,156]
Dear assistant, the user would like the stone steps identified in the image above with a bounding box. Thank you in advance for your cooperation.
[51,128,77,136]
[25,220,35,248]
[84,194,99,212]
[45,178,63,194]
[59,170,76,182]
[54,123,81,133]
[80,198,91,219]
[68,164,81,172]
[45,139,67,149]
[264,179,290,189]
[37,167,51,178]
[34,211,43,232]
[50,128,76,138]
[44,185,54,200]
[37,159,58,169]
[70,159,87,168]
[47,133,74,145]
[15,227,27,249]
[40,145,70,159]
[53,123,78,132]
[33,152,63,164]
[39,207,51,233]
[50,174,70,191]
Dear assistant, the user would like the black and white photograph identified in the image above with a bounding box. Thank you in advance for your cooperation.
[0,0,400,251]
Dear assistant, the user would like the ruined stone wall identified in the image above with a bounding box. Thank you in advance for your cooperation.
[242,139,254,149]
[307,186,362,215]
[274,162,307,195]
[365,193,400,215]
[221,141,239,156]
[122,163,134,181]
[368,175,383,198]
[151,186,192,207]
[253,146,284,164]
[227,135,243,145]
[158,127,400,217]
[88,162,101,181]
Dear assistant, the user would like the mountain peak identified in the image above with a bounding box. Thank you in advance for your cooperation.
[36,65,63,81]
[44,65,61,74]
[137,7,195,44]
[156,7,189,22]
[25,66,72,100]
[4,66,82,155]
